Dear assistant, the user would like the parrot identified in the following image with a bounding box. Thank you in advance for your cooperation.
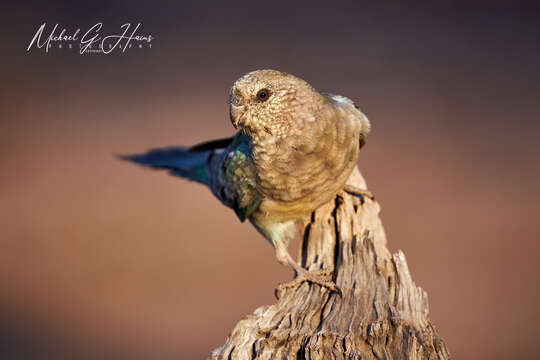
[122,69,372,293]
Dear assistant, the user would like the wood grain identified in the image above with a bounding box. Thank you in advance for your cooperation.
[210,168,450,359]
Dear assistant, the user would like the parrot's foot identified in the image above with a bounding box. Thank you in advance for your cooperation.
[273,237,341,299]
[275,269,342,299]
[343,185,375,202]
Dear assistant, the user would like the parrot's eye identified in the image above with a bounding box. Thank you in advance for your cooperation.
[256,89,270,102]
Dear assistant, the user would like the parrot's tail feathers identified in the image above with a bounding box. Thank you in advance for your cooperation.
[119,147,212,185]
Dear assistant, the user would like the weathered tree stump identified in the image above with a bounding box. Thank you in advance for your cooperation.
[210,168,450,359]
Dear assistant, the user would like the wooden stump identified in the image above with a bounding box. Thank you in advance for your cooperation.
[210,168,451,359]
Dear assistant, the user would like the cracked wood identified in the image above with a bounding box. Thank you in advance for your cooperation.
[209,168,450,360]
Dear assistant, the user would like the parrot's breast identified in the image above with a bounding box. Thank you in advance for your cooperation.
[250,105,362,222]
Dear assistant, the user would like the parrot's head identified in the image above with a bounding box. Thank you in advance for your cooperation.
[229,69,324,140]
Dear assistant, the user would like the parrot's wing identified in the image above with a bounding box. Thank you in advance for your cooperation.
[119,145,217,185]
[215,133,261,222]
[120,133,261,222]
[188,136,237,152]
[321,92,371,149]
[320,91,360,109]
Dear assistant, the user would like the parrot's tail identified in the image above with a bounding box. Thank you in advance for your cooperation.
[119,136,233,186]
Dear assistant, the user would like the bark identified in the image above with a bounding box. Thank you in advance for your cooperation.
[210,168,451,359]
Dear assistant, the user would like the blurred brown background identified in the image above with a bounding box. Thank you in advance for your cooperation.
[1,1,539,359]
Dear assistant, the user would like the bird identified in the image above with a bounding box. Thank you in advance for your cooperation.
[121,69,372,294]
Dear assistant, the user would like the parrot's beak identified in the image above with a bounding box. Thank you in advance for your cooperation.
[230,106,246,129]
[229,86,246,129]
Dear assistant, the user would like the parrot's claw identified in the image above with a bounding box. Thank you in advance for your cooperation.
[343,185,374,202]
[275,269,342,299]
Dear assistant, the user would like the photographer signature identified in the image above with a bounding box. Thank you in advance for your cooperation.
[27,22,154,54]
